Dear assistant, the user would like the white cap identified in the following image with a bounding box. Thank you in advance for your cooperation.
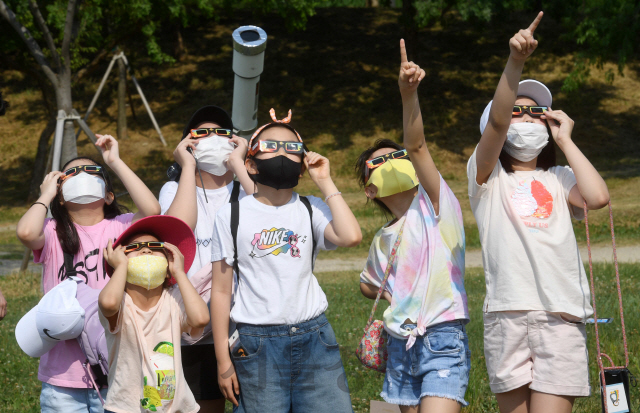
[15,278,85,358]
[479,79,553,134]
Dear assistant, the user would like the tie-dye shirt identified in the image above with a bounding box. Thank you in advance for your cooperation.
[360,178,468,349]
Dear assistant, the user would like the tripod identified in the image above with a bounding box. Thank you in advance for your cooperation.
[78,50,166,146]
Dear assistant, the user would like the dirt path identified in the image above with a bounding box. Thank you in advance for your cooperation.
[313,245,640,273]
[1,245,638,276]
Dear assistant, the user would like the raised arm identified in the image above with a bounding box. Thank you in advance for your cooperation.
[399,39,440,213]
[211,259,240,406]
[16,170,63,250]
[541,110,609,210]
[95,134,161,221]
[164,243,209,331]
[228,136,255,195]
[475,12,543,185]
[164,138,198,230]
[98,241,128,330]
[304,152,362,248]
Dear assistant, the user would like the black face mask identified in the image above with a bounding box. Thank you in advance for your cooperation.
[249,155,302,190]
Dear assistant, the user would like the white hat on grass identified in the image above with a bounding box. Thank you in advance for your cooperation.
[479,79,553,134]
[15,278,85,358]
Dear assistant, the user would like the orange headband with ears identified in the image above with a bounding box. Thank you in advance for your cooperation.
[248,109,304,156]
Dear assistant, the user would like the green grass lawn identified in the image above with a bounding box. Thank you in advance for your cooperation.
[1,264,638,412]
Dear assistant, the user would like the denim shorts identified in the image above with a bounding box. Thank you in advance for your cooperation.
[231,313,353,413]
[41,382,108,413]
[381,320,470,407]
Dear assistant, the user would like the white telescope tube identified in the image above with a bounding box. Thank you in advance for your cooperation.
[231,26,267,138]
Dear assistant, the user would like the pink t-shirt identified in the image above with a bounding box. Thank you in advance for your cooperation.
[33,213,134,388]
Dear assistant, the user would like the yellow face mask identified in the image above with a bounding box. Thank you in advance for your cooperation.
[126,255,168,290]
[366,159,419,198]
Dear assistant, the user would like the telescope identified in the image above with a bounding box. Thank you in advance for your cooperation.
[231,26,268,139]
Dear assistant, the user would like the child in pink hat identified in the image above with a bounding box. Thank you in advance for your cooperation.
[98,215,210,413]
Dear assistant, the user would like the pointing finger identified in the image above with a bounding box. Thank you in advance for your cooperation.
[528,11,543,34]
[400,39,408,64]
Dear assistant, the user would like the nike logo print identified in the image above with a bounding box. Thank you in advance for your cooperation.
[43,329,60,340]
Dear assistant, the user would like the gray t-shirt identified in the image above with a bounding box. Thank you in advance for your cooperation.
[467,148,593,319]
[211,193,336,325]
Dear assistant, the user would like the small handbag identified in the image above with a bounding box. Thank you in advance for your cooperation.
[356,221,405,373]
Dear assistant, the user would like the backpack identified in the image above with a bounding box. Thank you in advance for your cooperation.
[182,185,316,345]
[62,253,109,394]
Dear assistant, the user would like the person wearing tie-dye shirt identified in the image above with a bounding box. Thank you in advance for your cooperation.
[355,40,470,412]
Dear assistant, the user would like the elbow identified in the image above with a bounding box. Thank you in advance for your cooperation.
[98,296,119,315]
[149,202,161,216]
[343,230,362,248]
[16,226,34,242]
[193,312,210,329]
[404,140,425,154]
[588,192,610,210]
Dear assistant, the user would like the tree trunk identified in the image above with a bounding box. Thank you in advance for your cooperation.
[56,71,77,168]
[401,0,418,61]
[27,117,57,202]
[366,0,379,6]
[117,57,127,140]
[175,27,186,61]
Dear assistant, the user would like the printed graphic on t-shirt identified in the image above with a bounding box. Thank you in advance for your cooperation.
[196,238,212,248]
[141,341,176,411]
[57,248,104,283]
[250,227,306,259]
[511,178,554,220]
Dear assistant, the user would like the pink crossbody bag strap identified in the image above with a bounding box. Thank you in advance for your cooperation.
[364,220,406,330]
[584,201,631,413]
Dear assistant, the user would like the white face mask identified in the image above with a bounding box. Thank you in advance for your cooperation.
[194,136,234,176]
[504,123,549,162]
[62,173,106,204]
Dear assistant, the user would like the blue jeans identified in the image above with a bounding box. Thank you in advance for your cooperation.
[40,382,107,413]
[231,313,353,413]
[382,321,470,406]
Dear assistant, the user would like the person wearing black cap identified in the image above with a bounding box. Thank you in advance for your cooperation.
[159,106,254,412]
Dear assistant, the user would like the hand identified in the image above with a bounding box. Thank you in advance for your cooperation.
[398,39,425,94]
[104,240,128,270]
[0,288,6,320]
[227,135,248,168]
[40,171,64,203]
[541,109,574,145]
[95,134,121,166]
[509,12,543,61]
[218,362,240,406]
[382,290,392,303]
[304,151,331,184]
[173,137,198,168]
[163,242,186,279]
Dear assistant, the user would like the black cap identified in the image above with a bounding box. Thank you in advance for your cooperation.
[181,106,233,139]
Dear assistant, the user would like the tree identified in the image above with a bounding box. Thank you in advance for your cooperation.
[400,0,639,90]
[0,0,238,202]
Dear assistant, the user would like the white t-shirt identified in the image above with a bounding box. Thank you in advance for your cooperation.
[210,193,336,325]
[159,181,246,279]
[467,148,593,319]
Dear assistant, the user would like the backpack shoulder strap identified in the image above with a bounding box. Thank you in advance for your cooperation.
[230,180,241,203]
[299,196,317,270]
[230,198,240,278]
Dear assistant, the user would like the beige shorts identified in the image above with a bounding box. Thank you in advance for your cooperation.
[483,311,591,397]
